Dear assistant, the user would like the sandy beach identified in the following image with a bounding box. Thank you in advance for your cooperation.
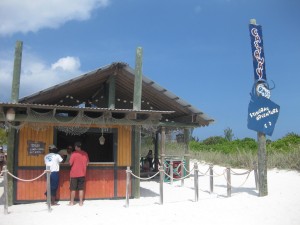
[1,161,300,225]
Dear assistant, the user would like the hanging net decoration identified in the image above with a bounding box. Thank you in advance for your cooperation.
[56,111,91,136]
[99,116,105,145]
[2,105,166,136]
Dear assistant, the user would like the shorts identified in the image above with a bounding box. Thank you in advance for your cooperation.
[70,177,85,191]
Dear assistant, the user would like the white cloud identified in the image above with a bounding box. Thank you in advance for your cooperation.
[0,52,82,102]
[51,56,81,72]
[0,0,110,36]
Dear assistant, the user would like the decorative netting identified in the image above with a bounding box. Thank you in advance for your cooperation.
[2,108,163,135]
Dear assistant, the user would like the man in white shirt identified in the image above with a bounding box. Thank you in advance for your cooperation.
[44,144,63,205]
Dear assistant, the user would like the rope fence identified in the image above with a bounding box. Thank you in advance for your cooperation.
[1,161,259,212]
[125,161,259,207]
[1,165,52,215]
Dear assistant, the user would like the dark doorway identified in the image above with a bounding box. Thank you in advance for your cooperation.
[56,128,115,162]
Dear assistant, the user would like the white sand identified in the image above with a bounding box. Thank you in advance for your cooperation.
[1,161,300,225]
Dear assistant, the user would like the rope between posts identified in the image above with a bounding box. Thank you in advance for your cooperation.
[223,170,252,188]
[197,168,226,178]
[198,167,210,176]
[181,163,190,173]
[129,171,160,181]
[212,169,226,177]
[164,170,192,181]
[7,170,49,182]
[230,168,253,175]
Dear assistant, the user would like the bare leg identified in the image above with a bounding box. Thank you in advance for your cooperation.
[79,190,84,206]
[69,190,76,205]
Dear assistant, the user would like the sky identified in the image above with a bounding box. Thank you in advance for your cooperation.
[0,0,299,141]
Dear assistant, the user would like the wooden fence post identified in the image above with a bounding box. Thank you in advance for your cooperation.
[209,165,214,194]
[159,167,164,205]
[3,166,9,215]
[227,167,231,197]
[125,166,131,208]
[194,163,199,202]
[46,166,52,212]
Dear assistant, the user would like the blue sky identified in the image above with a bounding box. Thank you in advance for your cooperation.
[0,0,299,141]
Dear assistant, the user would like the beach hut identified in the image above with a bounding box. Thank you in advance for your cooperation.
[0,61,214,203]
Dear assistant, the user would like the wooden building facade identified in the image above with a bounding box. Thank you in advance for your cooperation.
[0,62,214,203]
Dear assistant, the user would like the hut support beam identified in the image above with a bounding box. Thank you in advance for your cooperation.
[132,47,143,198]
[184,128,190,174]
[8,41,23,205]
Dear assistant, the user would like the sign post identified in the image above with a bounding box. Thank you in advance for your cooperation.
[248,19,280,197]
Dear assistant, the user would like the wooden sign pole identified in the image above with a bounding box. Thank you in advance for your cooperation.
[250,19,268,196]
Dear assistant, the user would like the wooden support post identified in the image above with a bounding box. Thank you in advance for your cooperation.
[3,166,9,215]
[11,41,23,103]
[154,131,159,172]
[209,165,214,194]
[7,41,23,206]
[160,127,166,183]
[133,47,143,110]
[6,130,15,206]
[125,166,131,208]
[194,162,199,202]
[46,166,52,212]
[184,128,190,177]
[132,47,143,199]
[159,167,164,205]
[227,167,231,197]
[133,126,141,198]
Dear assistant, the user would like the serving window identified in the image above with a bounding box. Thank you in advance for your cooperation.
[56,128,117,163]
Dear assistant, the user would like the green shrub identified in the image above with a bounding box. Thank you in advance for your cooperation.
[203,136,227,145]
[189,132,300,171]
